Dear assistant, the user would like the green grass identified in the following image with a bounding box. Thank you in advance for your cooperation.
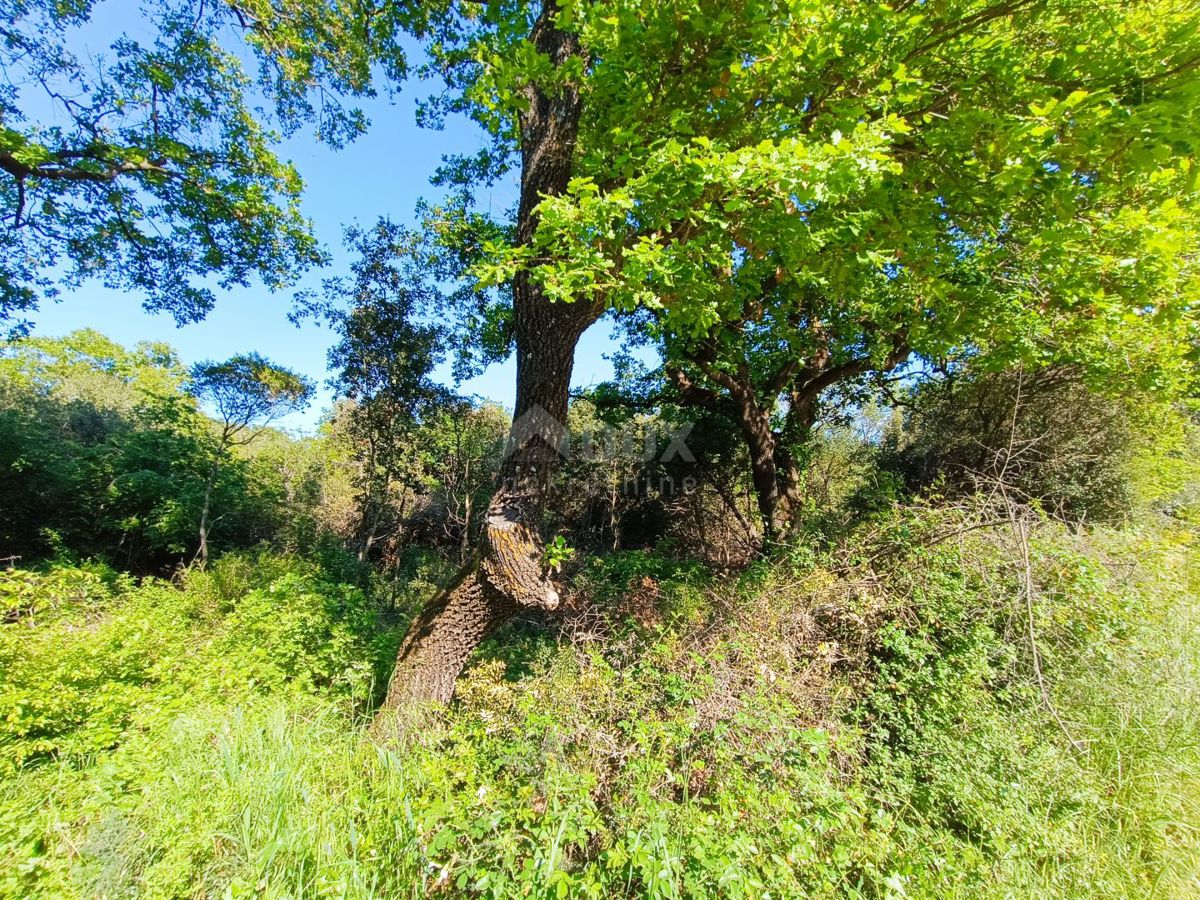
[1,508,1198,897]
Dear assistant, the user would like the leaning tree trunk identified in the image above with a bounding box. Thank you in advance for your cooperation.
[380,305,597,707]
[378,3,599,712]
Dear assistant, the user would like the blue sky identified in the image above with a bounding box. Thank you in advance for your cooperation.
[25,14,636,433]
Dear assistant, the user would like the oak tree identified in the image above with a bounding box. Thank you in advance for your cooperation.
[0,0,413,330]
[488,0,1200,540]
[384,0,1199,702]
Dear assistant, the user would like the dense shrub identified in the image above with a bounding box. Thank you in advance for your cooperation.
[3,507,1197,897]
[0,552,402,777]
[0,333,297,570]
[884,367,1162,523]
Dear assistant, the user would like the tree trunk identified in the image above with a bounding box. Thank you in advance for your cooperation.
[734,393,785,541]
[459,488,472,563]
[734,388,818,542]
[378,2,599,713]
[380,551,516,704]
[196,458,219,569]
[774,442,805,532]
[381,315,593,707]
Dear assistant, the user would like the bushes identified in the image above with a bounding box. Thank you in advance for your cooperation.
[0,552,401,777]
[0,564,194,770]
[884,367,1171,523]
[213,573,386,701]
[3,507,1198,898]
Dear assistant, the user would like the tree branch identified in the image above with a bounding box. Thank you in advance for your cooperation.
[0,150,174,184]
[665,364,725,412]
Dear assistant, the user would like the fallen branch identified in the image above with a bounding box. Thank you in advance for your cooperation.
[1009,504,1086,755]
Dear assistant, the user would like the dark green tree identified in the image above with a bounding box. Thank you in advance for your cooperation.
[0,0,416,330]
[311,221,455,562]
[0,330,286,568]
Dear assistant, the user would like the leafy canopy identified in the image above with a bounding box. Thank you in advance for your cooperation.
[188,353,313,441]
[0,327,186,407]
[456,0,1200,396]
[7,0,1195,405]
[0,330,293,566]
[0,0,418,331]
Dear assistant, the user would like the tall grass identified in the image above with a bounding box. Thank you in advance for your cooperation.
[1033,527,1200,896]
[2,512,1198,897]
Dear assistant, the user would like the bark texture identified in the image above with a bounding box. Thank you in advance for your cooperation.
[379,1,600,712]
[382,553,517,706]
[739,397,791,542]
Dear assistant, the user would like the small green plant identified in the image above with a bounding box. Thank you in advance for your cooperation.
[543,534,575,573]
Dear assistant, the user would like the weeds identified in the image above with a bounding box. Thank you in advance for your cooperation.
[1,505,1198,897]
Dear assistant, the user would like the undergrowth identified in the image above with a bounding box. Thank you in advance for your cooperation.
[1,505,1197,897]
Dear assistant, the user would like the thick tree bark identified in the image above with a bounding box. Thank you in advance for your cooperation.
[381,311,594,707]
[774,441,805,530]
[733,396,810,542]
[378,2,600,713]
[381,550,516,704]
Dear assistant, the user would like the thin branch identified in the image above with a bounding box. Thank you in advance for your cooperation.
[1010,506,1086,755]
[902,0,1037,65]
[12,175,25,227]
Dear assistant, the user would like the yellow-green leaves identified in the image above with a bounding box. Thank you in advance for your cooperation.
[480,117,905,338]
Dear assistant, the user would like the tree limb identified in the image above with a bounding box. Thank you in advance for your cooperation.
[0,150,174,184]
